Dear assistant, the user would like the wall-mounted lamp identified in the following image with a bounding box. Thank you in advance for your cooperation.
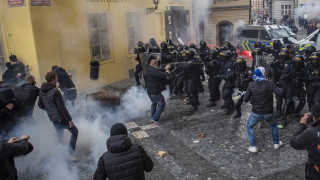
[146,0,160,15]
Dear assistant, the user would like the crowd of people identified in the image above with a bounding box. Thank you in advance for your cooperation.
[135,37,320,179]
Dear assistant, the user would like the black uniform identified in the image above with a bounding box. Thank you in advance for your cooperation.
[134,41,146,86]
[224,41,238,59]
[232,58,253,118]
[218,51,235,115]
[205,49,222,107]
[280,55,306,126]
[305,52,320,111]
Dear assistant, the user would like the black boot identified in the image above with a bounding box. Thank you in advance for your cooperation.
[222,108,231,115]
[207,101,216,107]
[295,102,305,119]
[275,109,282,117]
[281,100,291,127]
[233,111,241,118]
[188,106,198,112]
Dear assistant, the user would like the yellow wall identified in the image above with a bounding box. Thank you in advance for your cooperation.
[0,0,195,93]
[0,0,40,82]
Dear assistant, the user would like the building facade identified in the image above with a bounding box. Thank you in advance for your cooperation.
[271,0,295,23]
[0,0,196,93]
[203,0,251,46]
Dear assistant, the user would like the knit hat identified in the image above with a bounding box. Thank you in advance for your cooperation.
[255,67,265,77]
[110,123,128,136]
[9,55,17,62]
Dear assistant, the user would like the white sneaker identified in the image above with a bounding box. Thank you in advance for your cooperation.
[274,141,283,149]
[248,146,258,153]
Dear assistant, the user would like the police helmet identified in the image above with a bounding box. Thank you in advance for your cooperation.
[209,49,219,59]
[293,55,305,71]
[253,48,263,55]
[220,45,229,51]
[234,57,246,70]
[187,48,199,59]
[200,40,207,47]
[220,51,232,61]
[189,43,197,49]
[213,47,220,54]
[224,41,232,48]
[311,52,320,61]
[149,38,157,46]
[138,41,144,47]
[305,46,317,56]
[160,41,168,50]
[279,48,290,56]
[293,54,305,63]
[254,41,262,48]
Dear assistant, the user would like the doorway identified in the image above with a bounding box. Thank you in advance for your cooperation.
[218,21,234,46]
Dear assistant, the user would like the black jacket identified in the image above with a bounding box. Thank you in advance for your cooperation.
[146,66,168,95]
[38,82,72,122]
[0,84,16,134]
[14,83,39,117]
[0,140,30,180]
[54,67,75,91]
[243,80,283,115]
[93,134,153,180]
[290,120,320,165]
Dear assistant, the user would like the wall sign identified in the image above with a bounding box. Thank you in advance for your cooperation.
[31,0,52,6]
[169,0,183,4]
[86,0,129,2]
[8,0,26,7]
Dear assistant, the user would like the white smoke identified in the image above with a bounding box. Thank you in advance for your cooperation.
[295,0,320,20]
[192,0,211,45]
[12,86,156,180]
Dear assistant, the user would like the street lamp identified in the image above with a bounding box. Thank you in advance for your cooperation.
[146,0,160,14]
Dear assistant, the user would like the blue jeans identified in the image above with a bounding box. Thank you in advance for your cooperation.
[53,121,79,154]
[246,113,279,147]
[149,94,166,122]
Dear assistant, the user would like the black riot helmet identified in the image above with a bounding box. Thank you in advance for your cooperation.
[138,41,144,47]
[168,45,175,52]
[305,45,317,57]
[279,48,290,62]
[220,45,229,51]
[254,41,262,48]
[293,55,305,71]
[273,40,281,49]
[183,45,189,51]
[213,47,220,54]
[149,38,157,46]
[200,40,207,47]
[234,57,247,71]
[187,48,199,60]
[209,49,219,60]
[253,48,263,55]
[167,39,174,45]
[137,41,146,52]
[220,50,232,61]
[170,50,179,61]
[189,43,197,49]
[160,41,168,50]
[311,52,320,66]
[224,41,232,49]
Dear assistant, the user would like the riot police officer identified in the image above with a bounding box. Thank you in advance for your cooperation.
[271,39,282,60]
[179,48,202,112]
[160,41,172,65]
[205,48,222,107]
[305,52,320,111]
[304,45,316,63]
[218,51,235,115]
[232,57,253,118]
[199,40,210,61]
[134,41,146,86]
[224,41,238,59]
[148,38,160,53]
[280,55,306,126]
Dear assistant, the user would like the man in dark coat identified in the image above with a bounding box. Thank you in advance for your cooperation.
[93,123,153,180]
[146,55,170,125]
[0,82,16,138]
[14,74,39,121]
[38,71,78,155]
[0,134,33,180]
[52,65,77,106]
[2,62,18,85]
[9,55,27,85]
[290,104,320,180]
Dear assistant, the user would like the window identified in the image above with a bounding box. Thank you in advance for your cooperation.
[87,13,111,61]
[260,30,271,40]
[238,30,259,38]
[126,12,140,54]
[281,5,291,15]
[0,33,5,74]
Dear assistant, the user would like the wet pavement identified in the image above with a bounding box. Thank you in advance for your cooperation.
[116,79,308,180]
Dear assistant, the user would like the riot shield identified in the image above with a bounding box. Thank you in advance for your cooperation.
[254,54,274,79]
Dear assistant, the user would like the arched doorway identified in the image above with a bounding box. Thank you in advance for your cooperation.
[217,21,234,46]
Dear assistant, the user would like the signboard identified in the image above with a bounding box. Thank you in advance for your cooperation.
[31,0,52,6]
[8,0,26,7]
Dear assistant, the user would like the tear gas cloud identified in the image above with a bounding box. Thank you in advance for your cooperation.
[192,0,211,45]
[295,0,320,20]
[12,86,165,180]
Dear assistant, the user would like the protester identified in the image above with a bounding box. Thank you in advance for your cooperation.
[290,104,320,180]
[14,74,39,122]
[0,134,33,180]
[38,71,78,155]
[52,65,77,106]
[93,123,153,180]
[0,81,16,138]
[9,55,27,84]
[146,55,170,125]
[243,67,283,153]
[2,62,18,85]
